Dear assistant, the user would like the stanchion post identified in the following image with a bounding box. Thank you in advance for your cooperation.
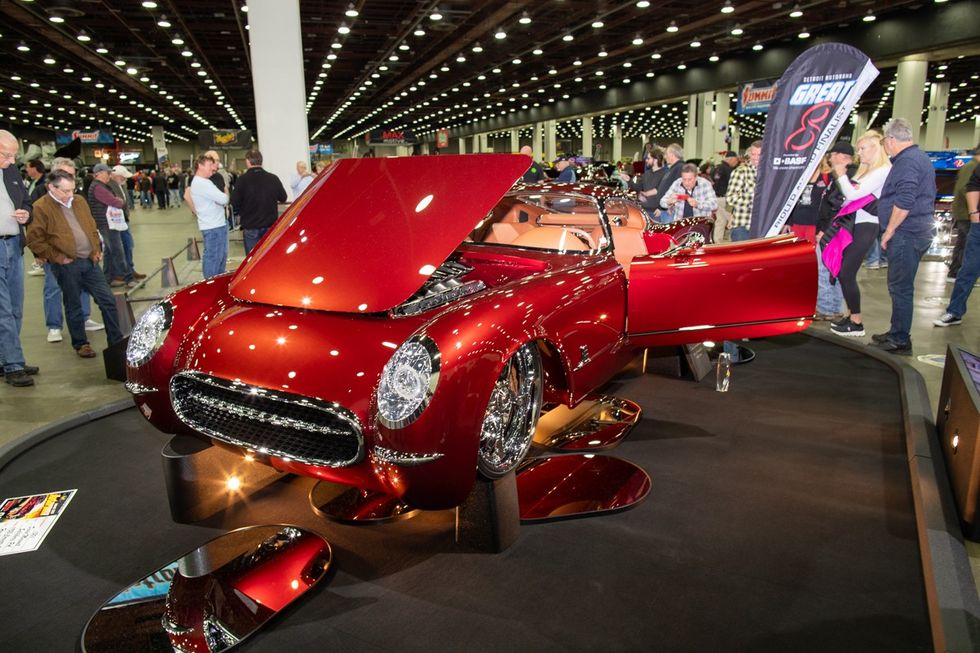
[161,257,179,288]
[114,293,135,337]
[186,237,201,261]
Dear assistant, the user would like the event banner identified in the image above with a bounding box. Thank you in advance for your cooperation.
[365,129,418,145]
[737,79,779,115]
[199,129,253,149]
[436,128,450,149]
[55,129,114,145]
[750,43,878,238]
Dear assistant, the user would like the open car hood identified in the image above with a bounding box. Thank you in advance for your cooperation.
[229,154,530,313]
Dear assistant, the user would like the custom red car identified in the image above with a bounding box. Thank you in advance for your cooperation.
[126,154,815,510]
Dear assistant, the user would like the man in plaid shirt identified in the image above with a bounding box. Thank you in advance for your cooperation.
[660,163,718,221]
[725,140,762,241]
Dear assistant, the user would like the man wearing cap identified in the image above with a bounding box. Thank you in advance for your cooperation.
[87,163,133,288]
[0,129,39,387]
[26,169,123,359]
[555,156,577,183]
[711,151,740,241]
[109,165,145,281]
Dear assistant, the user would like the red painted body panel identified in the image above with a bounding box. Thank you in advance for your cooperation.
[229,154,530,313]
[627,234,817,346]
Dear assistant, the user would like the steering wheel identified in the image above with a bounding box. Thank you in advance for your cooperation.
[564,227,597,249]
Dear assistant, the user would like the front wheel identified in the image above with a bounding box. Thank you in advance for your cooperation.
[477,343,544,478]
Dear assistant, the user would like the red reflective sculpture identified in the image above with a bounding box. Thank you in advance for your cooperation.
[126,154,815,510]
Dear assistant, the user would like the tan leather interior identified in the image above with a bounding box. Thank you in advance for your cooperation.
[485,222,534,244]
[510,227,591,251]
[609,226,648,278]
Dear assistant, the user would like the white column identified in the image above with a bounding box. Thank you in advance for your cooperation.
[544,120,557,161]
[924,82,950,151]
[714,92,730,156]
[730,125,740,155]
[532,123,542,161]
[582,116,593,159]
[892,59,928,142]
[247,0,309,199]
[684,94,699,160]
[852,111,867,138]
[472,134,480,153]
[458,137,466,154]
[510,130,519,153]
[611,123,622,162]
[975,116,980,151]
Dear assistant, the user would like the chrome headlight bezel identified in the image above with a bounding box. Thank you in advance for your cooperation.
[126,301,173,367]
[376,336,441,429]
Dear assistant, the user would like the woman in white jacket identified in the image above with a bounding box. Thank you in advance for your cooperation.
[830,130,892,337]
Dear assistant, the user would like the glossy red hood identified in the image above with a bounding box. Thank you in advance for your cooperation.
[229,154,531,312]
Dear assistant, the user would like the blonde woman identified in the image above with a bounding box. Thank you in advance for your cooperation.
[830,130,892,337]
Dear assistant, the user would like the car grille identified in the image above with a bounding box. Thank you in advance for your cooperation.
[170,372,364,467]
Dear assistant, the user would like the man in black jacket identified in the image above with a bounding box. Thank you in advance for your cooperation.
[0,129,38,387]
[653,144,684,222]
[231,150,287,253]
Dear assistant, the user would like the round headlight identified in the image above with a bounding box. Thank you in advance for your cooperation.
[126,302,173,366]
[377,336,440,428]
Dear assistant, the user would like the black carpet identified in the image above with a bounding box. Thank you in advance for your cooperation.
[0,334,930,652]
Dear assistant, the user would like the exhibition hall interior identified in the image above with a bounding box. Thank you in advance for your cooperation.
[2,1,980,651]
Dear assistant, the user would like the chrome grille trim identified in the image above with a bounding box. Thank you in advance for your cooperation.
[170,371,364,467]
[125,380,157,394]
[373,445,443,466]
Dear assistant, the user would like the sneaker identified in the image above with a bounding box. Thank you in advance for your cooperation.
[84,319,104,331]
[871,332,892,344]
[830,318,866,337]
[27,263,45,276]
[933,312,962,327]
[131,272,147,280]
[871,337,912,356]
[831,315,851,329]
[4,370,34,387]
[865,262,880,270]
[47,328,63,343]
[76,344,97,358]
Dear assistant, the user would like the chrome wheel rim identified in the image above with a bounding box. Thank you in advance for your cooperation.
[478,343,543,477]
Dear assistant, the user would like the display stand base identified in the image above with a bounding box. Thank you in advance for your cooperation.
[533,395,642,452]
[309,484,420,524]
[455,471,521,553]
[161,434,285,523]
[645,344,712,381]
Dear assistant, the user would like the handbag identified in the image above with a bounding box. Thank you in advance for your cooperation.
[106,206,128,231]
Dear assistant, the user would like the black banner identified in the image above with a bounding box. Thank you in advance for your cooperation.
[198,129,253,149]
[750,44,878,238]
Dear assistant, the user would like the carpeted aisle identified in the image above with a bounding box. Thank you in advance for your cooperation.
[0,333,930,652]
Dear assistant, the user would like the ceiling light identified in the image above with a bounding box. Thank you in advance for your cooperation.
[666,21,678,33]
[43,55,56,65]
[142,1,158,8]
[181,50,192,57]
[49,15,64,24]
[171,37,184,45]
[471,43,483,53]
[495,29,506,39]
[651,52,661,59]
[598,49,608,57]
[331,41,342,49]
[562,34,574,42]
[592,20,604,29]
[709,54,720,62]
[532,48,543,55]
[114,59,126,66]
[721,1,735,13]
[96,44,109,53]
[414,29,425,36]
[345,4,359,17]
[677,64,687,70]
[636,0,651,7]
[158,16,171,27]
[519,12,532,25]
[126,67,138,75]
[790,4,803,18]
[632,36,643,45]
[752,42,763,51]
[731,25,744,36]
[429,11,443,21]
[76,32,90,42]
[690,40,701,48]
[798,30,810,39]
[338,24,351,34]
[862,11,876,22]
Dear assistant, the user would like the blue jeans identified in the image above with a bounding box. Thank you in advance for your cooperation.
[885,231,932,344]
[120,229,136,274]
[44,264,91,329]
[98,226,131,282]
[0,238,26,372]
[202,226,228,279]
[730,226,751,241]
[126,189,135,210]
[49,258,123,350]
[815,243,843,315]
[140,190,151,207]
[947,222,980,318]
[243,227,269,254]
[864,236,886,265]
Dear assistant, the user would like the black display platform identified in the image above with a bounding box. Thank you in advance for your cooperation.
[0,334,949,651]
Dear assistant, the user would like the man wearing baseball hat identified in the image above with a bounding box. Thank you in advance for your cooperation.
[109,165,145,282]
[87,163,132,288]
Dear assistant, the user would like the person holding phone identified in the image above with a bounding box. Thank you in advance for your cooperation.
[660,163,718,222]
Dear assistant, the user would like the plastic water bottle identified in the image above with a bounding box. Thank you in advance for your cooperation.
[716,352,732,392]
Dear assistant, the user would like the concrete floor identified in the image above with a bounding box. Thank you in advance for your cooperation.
[2,202,980,580]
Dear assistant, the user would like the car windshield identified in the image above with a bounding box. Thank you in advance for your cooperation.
[468,192,610,253]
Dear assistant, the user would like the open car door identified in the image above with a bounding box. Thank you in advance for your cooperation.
[626,235,816,347]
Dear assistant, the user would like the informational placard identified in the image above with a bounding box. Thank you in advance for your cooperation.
[436,128,450,149]
[737,79,779,114]
[365,129,418,145]
[55,129,114,145]
[0,490,76,556]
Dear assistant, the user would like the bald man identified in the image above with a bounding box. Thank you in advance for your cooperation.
[519,145,545,183]
[0,130,38,386]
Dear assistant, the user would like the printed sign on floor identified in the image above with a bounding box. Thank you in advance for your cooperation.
[0,490,76,556]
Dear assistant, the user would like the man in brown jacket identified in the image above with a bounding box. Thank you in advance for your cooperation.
[26,170,123,358]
